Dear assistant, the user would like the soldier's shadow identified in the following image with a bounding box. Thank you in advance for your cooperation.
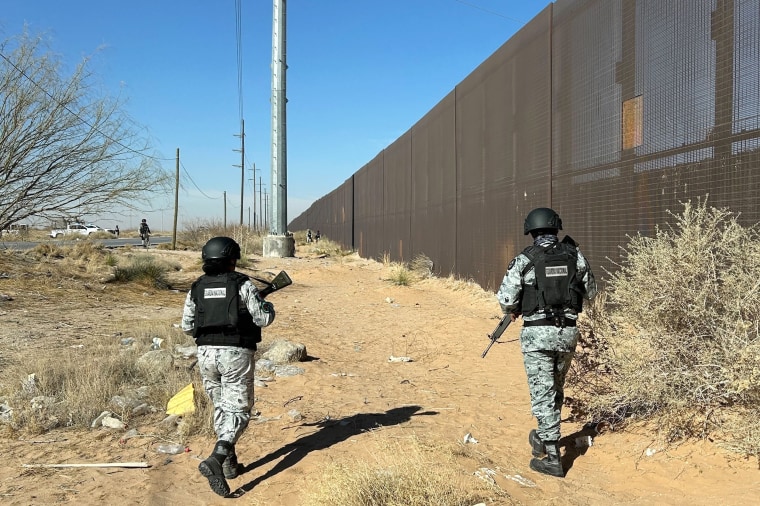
[231,405,435,497]
[558,423,598,475]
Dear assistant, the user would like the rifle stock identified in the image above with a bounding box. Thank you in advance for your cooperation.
[256,270,293,298]
[481,314,512,358]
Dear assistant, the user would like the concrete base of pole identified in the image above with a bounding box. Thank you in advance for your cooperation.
[263,235,295,258]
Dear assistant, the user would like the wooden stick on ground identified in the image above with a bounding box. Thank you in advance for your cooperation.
[22,462,150,469]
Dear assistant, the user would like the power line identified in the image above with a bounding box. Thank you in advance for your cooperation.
[180,161,223,200]
[453,0,526,25]
[0,50,175,163]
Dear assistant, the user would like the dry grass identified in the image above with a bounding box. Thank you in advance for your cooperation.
[567,199,760,456]
[0,325,210,438]
[177,219,265,261]
[0,244,213,439]
[304,434,496,506]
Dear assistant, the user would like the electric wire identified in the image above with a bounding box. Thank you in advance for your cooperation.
[0,50,175,163]
[453,0,525,25]
[181,161,223,200]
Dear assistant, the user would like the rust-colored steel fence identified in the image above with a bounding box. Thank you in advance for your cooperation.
[289,0,760,292]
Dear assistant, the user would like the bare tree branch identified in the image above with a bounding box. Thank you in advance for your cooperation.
[0,29,171,231]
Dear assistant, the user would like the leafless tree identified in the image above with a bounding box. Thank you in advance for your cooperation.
[0,30,171,231]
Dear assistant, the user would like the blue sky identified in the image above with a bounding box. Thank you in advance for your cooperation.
[1,0,549,231]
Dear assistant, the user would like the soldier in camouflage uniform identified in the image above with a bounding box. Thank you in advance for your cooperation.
[182,237,275,496]
[496,208,597,478]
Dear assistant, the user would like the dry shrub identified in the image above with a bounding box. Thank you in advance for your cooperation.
[438,274,486,295]
[310,237,352,258]
[568,199,760,456]
[410,253,434,279]
[112,254,172,288]
[387,262,414,286]
[178,219,264,259]
[305,435,493,506]
[0,322,212,438]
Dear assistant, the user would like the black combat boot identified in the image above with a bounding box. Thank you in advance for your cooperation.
[529,429,545,458]
[529,441,564,478]
[222,447,240,479]
[198,440,233,496]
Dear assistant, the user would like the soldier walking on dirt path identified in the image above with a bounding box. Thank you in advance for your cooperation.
[495,207,597,478]
[181,236,276,497]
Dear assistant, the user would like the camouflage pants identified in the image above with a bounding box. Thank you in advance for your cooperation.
[522,350,574,442]
[197,346,255,444]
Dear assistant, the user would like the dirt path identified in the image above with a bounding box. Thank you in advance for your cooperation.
[0,246,758,505]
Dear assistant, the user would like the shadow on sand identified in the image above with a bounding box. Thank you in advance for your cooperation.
[231,405,436,498]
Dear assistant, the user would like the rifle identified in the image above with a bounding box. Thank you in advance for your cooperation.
[481,314,512,358]
[255,270,293,298]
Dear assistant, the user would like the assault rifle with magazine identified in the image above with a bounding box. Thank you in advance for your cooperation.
[481,314,512,358]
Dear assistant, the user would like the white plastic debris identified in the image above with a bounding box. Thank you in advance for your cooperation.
[473,467,496,485]
[504,474,536,488]
[388,356,413,363]
[101,416,125,429]
[463,432,479,444]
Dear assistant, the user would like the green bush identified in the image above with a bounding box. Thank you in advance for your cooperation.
[568,199,760,456]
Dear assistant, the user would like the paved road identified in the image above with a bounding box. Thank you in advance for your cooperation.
[0,235,174,251]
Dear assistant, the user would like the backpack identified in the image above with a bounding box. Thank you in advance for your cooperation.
[139,223,148,234]
[519,236,583,316]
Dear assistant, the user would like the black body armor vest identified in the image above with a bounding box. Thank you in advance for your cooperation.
[190,272,261,349]
[519,239,584,317]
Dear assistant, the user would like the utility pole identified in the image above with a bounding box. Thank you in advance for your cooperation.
[233,119,245,226]
[263,190,268,229]
[251,162,256,228]
[264,0,295,256]
[259,177,264,231]
[223,191,227,229]
[172,148,179,250]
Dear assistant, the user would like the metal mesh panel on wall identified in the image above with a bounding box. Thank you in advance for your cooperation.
[456,7,552,291]
[383,131,413,261]
[410,91,457,277]
[353,154,384,260]
[290,0,760,292]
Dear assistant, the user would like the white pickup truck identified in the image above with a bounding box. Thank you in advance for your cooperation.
[49,223,103,238]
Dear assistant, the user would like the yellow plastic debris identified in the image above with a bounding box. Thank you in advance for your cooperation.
[166,383,195,415]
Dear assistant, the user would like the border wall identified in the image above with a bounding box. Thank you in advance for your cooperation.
[289,0,760,292]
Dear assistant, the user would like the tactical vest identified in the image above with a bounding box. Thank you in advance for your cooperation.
[519,238,584,317]
[190,272,261,349]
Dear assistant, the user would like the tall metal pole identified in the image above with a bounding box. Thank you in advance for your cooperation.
[240,119,245,225]
[270,0,287,235]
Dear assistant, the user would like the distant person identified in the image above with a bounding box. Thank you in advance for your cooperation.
[496,207,597,478]
[306,229,313,243]
[139,219,151,248]
[115,225,119,237]
[181,237,276,497]
[315,230,321,242]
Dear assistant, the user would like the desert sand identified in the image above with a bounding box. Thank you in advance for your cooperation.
[1,244,758,505]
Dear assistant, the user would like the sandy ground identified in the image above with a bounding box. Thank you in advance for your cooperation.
[0,244,758,505]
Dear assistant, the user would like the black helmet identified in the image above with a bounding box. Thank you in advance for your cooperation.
[524,207,562,235]
[202,236,241,260]
[141,218,147,223]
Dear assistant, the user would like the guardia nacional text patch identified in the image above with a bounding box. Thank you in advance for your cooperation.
[203,287,227,298]
[545,266,568,277]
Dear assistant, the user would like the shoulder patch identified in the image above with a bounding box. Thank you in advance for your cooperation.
[508,258,516,270]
